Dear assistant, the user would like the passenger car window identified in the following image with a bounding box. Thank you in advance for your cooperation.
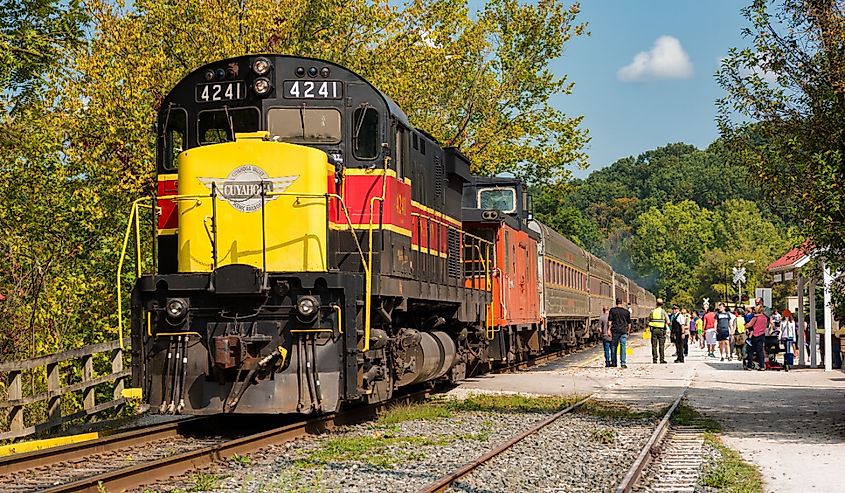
[268,108,342,144]
[197,107,259,145]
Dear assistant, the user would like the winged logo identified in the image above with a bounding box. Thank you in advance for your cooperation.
[198,164,299,213]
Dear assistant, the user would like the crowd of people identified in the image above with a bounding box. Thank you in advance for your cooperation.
[598,297,799,370]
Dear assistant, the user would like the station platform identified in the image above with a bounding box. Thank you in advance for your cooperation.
[447,335,845,493]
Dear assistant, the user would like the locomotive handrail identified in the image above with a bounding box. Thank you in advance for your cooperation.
[116,198,152,350]
[363,158,391,351]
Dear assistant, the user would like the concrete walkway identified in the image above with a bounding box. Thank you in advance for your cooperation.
[447,335,845,493]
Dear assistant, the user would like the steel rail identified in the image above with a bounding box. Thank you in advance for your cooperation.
[28,390,430,493]
[0,417,201,476]
[614,391,686,493]
[416,394,595,493]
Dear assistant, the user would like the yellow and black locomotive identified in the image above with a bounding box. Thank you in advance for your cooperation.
[130,55,656,416]
[130,55,493,414]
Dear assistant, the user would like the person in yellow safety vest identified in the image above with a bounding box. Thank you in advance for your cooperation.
[649,298,671,364]
[732,307,747,361]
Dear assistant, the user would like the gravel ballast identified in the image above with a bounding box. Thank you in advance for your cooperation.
[138,399,657,493]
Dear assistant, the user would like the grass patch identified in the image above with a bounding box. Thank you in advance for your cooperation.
[701,433,763,493]
[590,428,616,444]
[229,453,252,466]
[188,472,227,492]
[296,433,451,469]
[445,393,581,413]
[378,401,452,425]
[577,400,661,420]
[672,402,722,432]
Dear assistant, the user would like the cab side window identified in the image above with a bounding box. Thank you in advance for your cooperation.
[161,107,187,170]
[352,106,379,160]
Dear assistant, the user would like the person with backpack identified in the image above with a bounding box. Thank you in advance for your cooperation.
[715,303,732,361]
[648,298,670,364]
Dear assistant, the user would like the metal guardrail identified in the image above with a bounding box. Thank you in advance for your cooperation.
[0,338,130,441]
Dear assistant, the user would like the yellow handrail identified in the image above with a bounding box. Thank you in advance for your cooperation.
[116,198,151,350]
[363,158,390,352]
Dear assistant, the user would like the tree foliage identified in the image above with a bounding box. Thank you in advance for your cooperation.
[0,0,86,98]
[534,141,792,308]
[0,0,589,360]
[717,0,845,267]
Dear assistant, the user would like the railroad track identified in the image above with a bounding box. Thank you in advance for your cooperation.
[615,392,702,493]
[0,390,431,493]
[416,394,595,493]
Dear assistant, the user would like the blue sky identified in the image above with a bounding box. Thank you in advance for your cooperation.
[551,1,750,178]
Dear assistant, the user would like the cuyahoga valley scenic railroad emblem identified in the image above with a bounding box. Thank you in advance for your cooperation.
[198,165,299,213]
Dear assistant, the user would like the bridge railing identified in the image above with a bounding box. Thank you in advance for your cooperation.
[0,338,129,441]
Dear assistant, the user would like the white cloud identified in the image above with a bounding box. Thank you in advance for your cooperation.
[617,35,694,82]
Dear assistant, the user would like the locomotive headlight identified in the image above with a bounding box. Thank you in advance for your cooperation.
[165,298,188,320]
[252,57,272,75]
[204,69,215,81]
[481,210,500,221]
[253,77,272,96]
[296,296,319,318]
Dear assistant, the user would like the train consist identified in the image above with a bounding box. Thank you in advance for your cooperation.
[129,55,654,415]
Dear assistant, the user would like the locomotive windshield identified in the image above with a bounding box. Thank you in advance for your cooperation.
[198,107,260,145]
[268,108,342,144]
[478,187,516,213]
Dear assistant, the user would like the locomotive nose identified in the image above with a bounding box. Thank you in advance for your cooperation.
[176,134,331,274]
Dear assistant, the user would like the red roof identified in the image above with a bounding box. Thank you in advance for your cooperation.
[768,240,813,272]
[0,293,5,301]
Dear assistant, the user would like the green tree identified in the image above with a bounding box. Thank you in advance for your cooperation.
[717,0,845,266]
[0,0,591,360]
[0,0,86,97]
[629,200,714,302]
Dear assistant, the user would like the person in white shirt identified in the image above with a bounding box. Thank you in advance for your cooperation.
[671,305,688,363]
[780,312,797,368]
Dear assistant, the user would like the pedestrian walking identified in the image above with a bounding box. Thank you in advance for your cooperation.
[716,303,732,361]
[648,298,670,364]
[600,307,612,367]
[681,308,691,357]
[671,305,687,363]
[696,312,704,349]
[780,310,796,369]
[746,305,769,370]
[609,298,631,368]
[732,307,747,361]
[703,307,717,357]
[689,311,699,347]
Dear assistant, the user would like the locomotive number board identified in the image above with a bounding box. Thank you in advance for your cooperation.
[282,80,343,99]
[195,81,247,103]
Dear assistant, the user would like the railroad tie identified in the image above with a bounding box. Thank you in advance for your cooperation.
[633,427,706,493]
